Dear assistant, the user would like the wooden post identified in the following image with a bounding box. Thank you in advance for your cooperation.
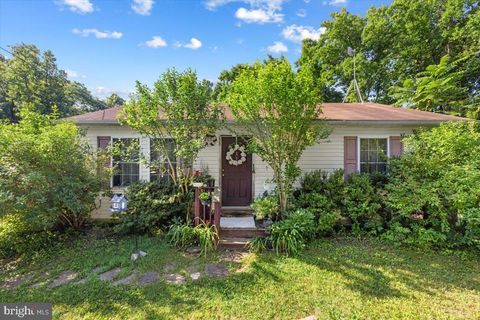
[194,187,201,226]
[213,200,221,229]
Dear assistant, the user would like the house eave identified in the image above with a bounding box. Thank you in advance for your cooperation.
[73,119,466,126]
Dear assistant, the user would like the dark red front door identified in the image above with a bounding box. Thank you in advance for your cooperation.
[221,137,253,206]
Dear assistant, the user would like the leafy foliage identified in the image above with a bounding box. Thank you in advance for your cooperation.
[0,44,106,122]
[194,221,219,256]
[167,222,196,248]
[269,209,315,255]
[0,109,108,257]
[385,122,480,248]
[226,57,330,213]
[298,0,480,118]
[114,181,193,235]
[389,54,476,116]
[119,68,223,200]
[343,173,383,236]
[251,195,279,221]
[167,220,218,256]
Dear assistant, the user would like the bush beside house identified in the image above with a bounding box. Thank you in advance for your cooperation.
[251,122,480,254]
[0,108,109,258]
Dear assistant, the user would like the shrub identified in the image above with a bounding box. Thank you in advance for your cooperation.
[249,236,267,253]
[343,173,383,236]
[114,181,193,235]
[386,122,480,249]
[299,169,345,206]
[269,209,315,255]
[0,110,108,257]
[294,192,338,236]
[0,213,60,258]
[167,220,218,256]
[167,222,196,248]
[251,195,279,220]
[194,221,219,256]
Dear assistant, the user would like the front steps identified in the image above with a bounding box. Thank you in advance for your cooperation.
[218,215,267,250]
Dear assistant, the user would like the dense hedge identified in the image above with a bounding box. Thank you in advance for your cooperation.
[253,122,480,253]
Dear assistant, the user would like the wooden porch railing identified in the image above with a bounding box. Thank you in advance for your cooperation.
[194,186,221,228]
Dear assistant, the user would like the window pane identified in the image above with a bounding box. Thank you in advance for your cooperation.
[359,138,388,174]
[360,138,368,151]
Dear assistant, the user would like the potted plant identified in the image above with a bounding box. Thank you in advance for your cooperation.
[192,170,215,188]
[199,192,211,206]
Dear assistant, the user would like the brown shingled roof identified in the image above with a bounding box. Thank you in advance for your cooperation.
[65,102,466,124]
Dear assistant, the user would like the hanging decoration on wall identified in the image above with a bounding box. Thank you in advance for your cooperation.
[204,135,218,147]
[226,144,247,166]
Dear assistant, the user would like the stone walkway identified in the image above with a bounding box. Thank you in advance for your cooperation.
[1,253,246,289]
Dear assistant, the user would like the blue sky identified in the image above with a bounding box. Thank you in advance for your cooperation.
[0,0,392,99]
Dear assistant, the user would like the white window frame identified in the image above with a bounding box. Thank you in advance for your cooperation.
[357,136,390,173]
[111,137,141,188]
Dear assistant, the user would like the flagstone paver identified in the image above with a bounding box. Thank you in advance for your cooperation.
[220,251,249,263]
[74,265,104,285]
[2,273,34,290]
[205,264,229,277]
[190,272,202,280]
[48,270,78,288]
[137,272,159,286]
[113,270,138,285]
[164,273,185,284]
[98,267,122,281]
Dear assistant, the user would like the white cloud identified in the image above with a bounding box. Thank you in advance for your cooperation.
[131,0,154,15]
[281,24,325,43]
[324,0,347,6]
[176,38,202,49]
[296,8,307,17]
[65,69,86,79]
[205,0,285,24]
[267,41,287,53]
[72,28,123,39]
[144,36,167,48]
[58,0,93,14]
[184,38,202,49]
[235,7,283,24]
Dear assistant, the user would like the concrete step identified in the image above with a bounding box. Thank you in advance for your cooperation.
[220,216,256,229]
[220,228,267,238]
[218,237,250,250]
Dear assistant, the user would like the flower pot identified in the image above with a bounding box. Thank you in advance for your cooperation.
[201,200,210,206]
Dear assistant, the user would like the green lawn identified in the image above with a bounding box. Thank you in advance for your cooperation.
[1,235,479,320]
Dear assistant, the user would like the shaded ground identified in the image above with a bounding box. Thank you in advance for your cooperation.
[0,236,479,320]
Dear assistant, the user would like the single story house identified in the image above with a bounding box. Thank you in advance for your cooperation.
[67,102,465,220]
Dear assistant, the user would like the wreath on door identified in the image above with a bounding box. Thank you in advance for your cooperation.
[226,144,247,166]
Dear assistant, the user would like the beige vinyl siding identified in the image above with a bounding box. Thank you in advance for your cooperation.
[81,123,418,217]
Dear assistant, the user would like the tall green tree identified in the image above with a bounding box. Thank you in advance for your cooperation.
[298,0,480,117]
[389,54,478,116]
[226,58,330,214]
[119,68,223,195]
[105,93,126,108]
[0,44,106,122]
